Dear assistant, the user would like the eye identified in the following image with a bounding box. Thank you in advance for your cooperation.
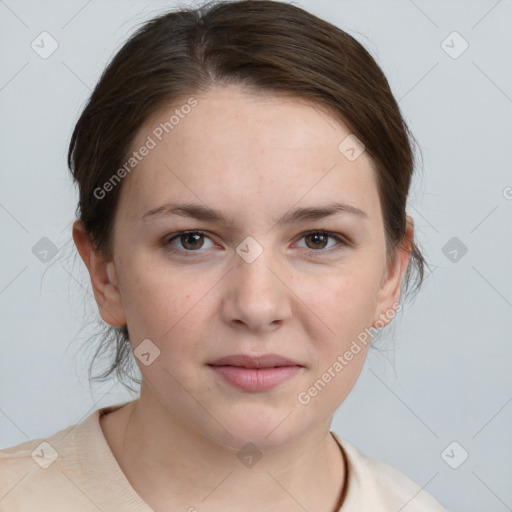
[163,231,215,254]
[295,231,348,255]
[163,230,350,257]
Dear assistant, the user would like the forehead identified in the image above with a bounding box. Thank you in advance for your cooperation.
[118,85,380,224]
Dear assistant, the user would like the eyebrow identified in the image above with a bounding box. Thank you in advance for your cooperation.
[141,201,368,225]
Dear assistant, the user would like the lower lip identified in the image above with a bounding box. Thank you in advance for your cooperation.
[208,365,301,391]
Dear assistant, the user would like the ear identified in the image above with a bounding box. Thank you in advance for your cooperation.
[371,215,414,328]
[72,220,126,327]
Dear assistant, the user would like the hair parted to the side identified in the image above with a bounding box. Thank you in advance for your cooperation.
[68,0,429,392]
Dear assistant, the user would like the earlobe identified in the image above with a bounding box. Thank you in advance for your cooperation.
[72,220,126,327]
[372,216,413,328]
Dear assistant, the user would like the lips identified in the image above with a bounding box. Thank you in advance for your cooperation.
[207,354,303,392]
[208,354,303,369]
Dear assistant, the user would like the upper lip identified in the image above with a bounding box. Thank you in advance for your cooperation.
[208,354,303,369]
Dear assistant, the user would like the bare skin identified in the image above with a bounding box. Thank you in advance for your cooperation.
[74,84,412,511]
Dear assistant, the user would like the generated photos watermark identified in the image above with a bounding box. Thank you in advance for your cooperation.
[297,301,402,405]
[93,97,198,200]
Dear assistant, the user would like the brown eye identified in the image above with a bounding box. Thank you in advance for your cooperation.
[164,231,215,253]
[296,231,348,255]
[304,232,329,250]
[180,232,204,250]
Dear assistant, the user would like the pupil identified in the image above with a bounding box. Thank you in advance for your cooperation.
[183,233,202,249]
[308,233,327,249]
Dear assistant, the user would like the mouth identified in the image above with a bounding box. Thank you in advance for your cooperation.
[208,354,303,369]
[207,354,304,392]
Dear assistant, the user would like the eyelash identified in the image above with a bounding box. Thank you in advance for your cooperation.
[162,230,350,257]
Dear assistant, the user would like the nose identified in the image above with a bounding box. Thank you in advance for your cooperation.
[220,242,293,333]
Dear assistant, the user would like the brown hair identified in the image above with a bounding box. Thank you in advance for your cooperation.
[68,0,428,391]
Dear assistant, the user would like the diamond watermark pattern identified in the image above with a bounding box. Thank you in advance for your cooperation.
[441,31,469,59]
[134,338,161,366]
[237,442,262,468]
[32,237,58,263]
[442,236,468,263]
[441,441,469,469]
[338,134,365,161]
[31,32,59,59]
[236,236,263,264]
[31,441,59,469]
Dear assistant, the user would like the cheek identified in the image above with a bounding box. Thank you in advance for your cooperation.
[306,263,382,340]
[115,256,213,346]
[294,267,379,415]
[298,258,382,399]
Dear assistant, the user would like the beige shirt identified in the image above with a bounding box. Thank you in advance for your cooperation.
[0,402,449,511]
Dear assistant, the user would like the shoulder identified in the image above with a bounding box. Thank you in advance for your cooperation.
[0,420,80,511]
[364,457,448,511]
[0,402,140,512]
[331,432,450,511]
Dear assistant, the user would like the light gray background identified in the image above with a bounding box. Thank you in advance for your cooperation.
[1,1,511,511]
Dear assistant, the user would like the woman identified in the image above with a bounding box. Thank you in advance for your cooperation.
[0,1,448,510]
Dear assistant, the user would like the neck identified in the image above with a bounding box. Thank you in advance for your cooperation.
[101,385,346,512]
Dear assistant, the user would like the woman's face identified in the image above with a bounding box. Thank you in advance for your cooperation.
[96,84,406,449]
